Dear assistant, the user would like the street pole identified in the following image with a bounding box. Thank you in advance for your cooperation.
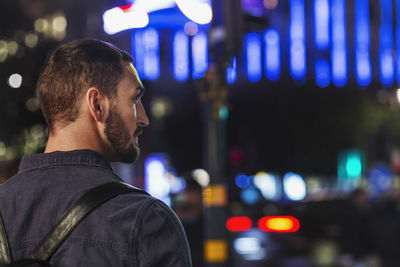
[199,0,242,266]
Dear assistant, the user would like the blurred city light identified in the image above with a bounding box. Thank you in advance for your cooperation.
[52,14,67,32]
[51,13,67,40]
[289,0,306,81]
[34,18,49,33]
[192,168,210,187]
[25,97,40,112]
[311,240,339,266]
[184,21,198,36]
[233,236,266,260]
[7,41,18,56]
[235,174,251,189]
[226,57,237,84]
[338,150,363,180]
[314,0,330,50]
[175,0,213,24]
[226,216,253,232]
[8,73,22,88]
[24,33,39,48]
[264,29,280,81]
[283,172,306,201]
[145,155,170,205]
[243,0,265,17]
[0,41,7,62]
[355,0,371,87]
[315,59,330,87]
[368,163,394,195]
[246,33,262,82]
[169,175,187,194]
[396,0,400,84]
[143,28,160,80]
[192,31,208,79]
[133,0,176,13]
[219,106,229,121]
[132,28,160,80]
[151,97,173,119]
[397,88,400,103]
[103,0,211,35]
[241,188,260,205]
[264,0,278,10]
[258,216,300,232]
[253,172,281,200]
[173,31,189,81]
[379,0,394,87]
[331,0,347,87]
[229,148,243,165]
[346,156,362,177]
[103,6,149,35]
[0,142,6,157]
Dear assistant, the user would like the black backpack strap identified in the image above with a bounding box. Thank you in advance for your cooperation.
[30,181,146,262]
[0,211,11,264]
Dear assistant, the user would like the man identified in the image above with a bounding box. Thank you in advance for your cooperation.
[0,39,192,266]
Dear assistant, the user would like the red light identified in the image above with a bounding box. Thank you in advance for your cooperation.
[257,216,300,232]
[118,4,133,12]
[229,148,244,165]
[226,216,252,232]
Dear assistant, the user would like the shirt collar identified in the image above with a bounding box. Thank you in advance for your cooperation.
[18,149,112,173]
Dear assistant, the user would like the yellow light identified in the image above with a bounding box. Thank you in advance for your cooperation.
[204,240,227,262]
[0,142,6,157]
[0,40,7,62]
[26,97,40,112]
[266,218,294,231]
[258,216,300,232]
[24,33,39,48]
[34,18,49,33]
[202,184,227,206]
[52,15,67,32]
[7,41,18,55]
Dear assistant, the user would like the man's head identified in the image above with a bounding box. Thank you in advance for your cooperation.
[36,39,149,163]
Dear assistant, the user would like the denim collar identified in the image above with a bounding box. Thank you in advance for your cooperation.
[18,149,112,173]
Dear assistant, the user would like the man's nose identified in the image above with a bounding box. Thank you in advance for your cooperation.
[137,101,149,127]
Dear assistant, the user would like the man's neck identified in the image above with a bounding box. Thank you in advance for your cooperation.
[44,122,105,155]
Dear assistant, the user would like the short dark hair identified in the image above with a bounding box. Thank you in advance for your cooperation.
[36,39,133,131]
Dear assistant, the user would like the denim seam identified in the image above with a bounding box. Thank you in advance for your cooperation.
[156,201,191,266]
[17,164,114,176]
[130,197,156,267]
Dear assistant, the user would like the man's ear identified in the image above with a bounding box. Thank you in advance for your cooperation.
[86,87,109,123]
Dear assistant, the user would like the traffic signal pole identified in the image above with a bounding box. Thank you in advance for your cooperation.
[199,0,242,266]
[198,67,229,266]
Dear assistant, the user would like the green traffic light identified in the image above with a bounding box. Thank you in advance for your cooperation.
[346,156,362,178]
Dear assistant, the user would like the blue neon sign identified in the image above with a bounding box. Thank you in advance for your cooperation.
[314,0,330,50]
[131,28,160,80]
[290,0,306,81]
[192,31,208,79]
[264,29,280,81]
[380,0,394,87]
[331,0,347,87]
[173,31,189,82]
[355,0,371,87]
[246,33,262,83]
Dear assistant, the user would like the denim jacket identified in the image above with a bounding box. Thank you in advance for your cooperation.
[0,150,192,267]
